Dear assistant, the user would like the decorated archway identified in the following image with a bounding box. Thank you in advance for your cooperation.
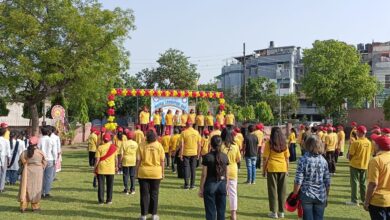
[105,88,226,130]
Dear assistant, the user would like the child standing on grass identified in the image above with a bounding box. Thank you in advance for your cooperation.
[161,130,171,168]
[169,128,181,173]
[201,130,210,157]
[88,128,99,188]
[121,131,138,195]
[134,125,145,145]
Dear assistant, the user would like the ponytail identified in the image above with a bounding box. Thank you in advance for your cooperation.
[27,145,36,158]
[210,135,226,181]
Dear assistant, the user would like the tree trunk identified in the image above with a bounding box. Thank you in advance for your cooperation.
[82,123,85,142]
[30,103,40,136]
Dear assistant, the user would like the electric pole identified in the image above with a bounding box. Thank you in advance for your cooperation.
[243,42,247,106]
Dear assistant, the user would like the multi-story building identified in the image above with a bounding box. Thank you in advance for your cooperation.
[217,41,322,121]
[358,41,390,107]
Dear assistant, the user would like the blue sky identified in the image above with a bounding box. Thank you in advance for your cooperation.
[99,0,390,84]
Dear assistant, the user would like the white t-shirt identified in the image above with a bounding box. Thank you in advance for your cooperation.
[0,136,11,165]
[8,139,24,170]
[50,133,61,155]
[38,135,57,161]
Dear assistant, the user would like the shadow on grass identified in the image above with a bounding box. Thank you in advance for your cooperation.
[158,204,204,218]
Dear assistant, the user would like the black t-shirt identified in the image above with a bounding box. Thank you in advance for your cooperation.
[202,152,229,182]
[244,133,259,157]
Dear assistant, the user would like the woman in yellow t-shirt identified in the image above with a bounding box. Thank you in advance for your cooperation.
[201,130,210,156]
[196,111,205,134]
[288,128,297,162]
[153,110,162,136]
[221,128,241,220]
[262,127,290,218]
[173,110,182,131]
[216,109,225,125]
[139,106,150,133]
[165,109,173,135]
[180,110,188,129]
[189,109,196,128]
[121,132,138,195]
[169,128,181,173]
[161,130,171,168]
[136,130,165,219]
[205,111,214,131]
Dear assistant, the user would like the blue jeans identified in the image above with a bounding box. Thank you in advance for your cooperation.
[245,156,257,183]
[6,170,18,184]
[203,180,227,220]
[300,194,326,220]
[43,160,55,195]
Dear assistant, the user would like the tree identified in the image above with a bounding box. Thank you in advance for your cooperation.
[0,0,135,134]
[383,96,390,121]
[78,98,89,141]
[136,49,200,90]
[241,105,255,122]
[302,40,379,117]
[281,94,300,119]
[0,99,9,116]
[241,77,278,108]
[196,100,209,115]
[255,102,274,125]
[198,80,218,91]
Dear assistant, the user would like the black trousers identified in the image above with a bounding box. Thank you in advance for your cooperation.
[183,156,197,188]
[97,174,114,203]
[160,125,165,136]
[155,125,161,136]
[325,151,336,173]
[203,180,227,220]
[171,156,176,172]
[369,204,390,220]
[88,151,96,167]
[165,153,170,168]
[198,126,204,134]
[139,179,161,215]
[122,166,136,192]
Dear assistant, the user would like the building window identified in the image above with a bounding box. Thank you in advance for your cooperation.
[280,83,290,89]
[386,75,390,89]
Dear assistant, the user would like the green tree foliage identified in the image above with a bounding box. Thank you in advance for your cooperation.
[383,96,390,121]
[255,101,274,125]
[241,77,278,108]
[196,99,209,115]
[281,94,300,119]
[241,105,255,122]
[0,0,135,134]
[0,99,9,116]
[198,80,218,91]
[136,49,200,90]
[302,40,379,116]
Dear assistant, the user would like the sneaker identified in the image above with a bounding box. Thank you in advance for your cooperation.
[98,202,104,205]
[123,189,128,194]
[251,182,256,185]
[244,181,251,185]
[268,212,278,219]
[278,212,285,218]
[152,215,160,220]
[345,201,359,206]
[189,186,197,190]
[139,215,147,220]
[183,186,190,190]
[130,191,136,195]
[106,201,112,205]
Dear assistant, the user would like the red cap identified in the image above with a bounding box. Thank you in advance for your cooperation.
[101,127,106,133]
[90,127,96,132]
[285,192,299,212]
[203,130,210,135]
[126,131,135,140]
[214,122,220,129]
[103,133,111,142]
[234,127,240,133]
[165,129,170,135]
[382,128,390,134]
[29,136,39,146]
[0,123,8,128]
[371,134,390,151]
[256,123,264,131]
[373,125,381,130]
[221,125,226,129]
[94,130,100,135]
[135,124,141,129]
[351,122,357,127]
[124,128,130,134]
[117,127,123,133]
[357,125,367,134]
[299,124,305,129]
[337,125,343,129]
[186,119,193,126]
[371,128,381,135]
[322,127,328,132]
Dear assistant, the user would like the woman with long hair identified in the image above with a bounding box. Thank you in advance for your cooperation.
[18,136,47,213]
[7,131,24,185]
[221,128,241,220]
[288,128,297,162]
[199,135,229,220]
[136,129,165,220]
[262,127,290,219]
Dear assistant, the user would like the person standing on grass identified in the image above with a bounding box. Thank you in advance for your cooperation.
[50,126,62,179]
[134,125,145,145]
[225,110,235,129]
[205,111,214,132]
[201,130,211,157]
[161,130,171,168]
[288,128,297,162]
[196,111,205,134]
[7,131,24,185]
[136,129,165,220]
[139,106,150,134]
[263,127,290,219]
[324,127,338,175]
[181,110,188,130]
[94,133,118,205]
[216,109,225,126]
[244,125,258,185]
[221,128,241,220]
[153,110,162,136]
[18,136,47,213]
[350,122,358,144]
[293,135,330,220]
[180,119,201,189]
[252,123,264,169]
[364,134,390,219]
[121,131,138,195]
[199,135,229,220]
[169,128,181,173]
[346,125,373,206]
[165,109,174,135]
[88,128,99,188]
[39,126,57,198]
[0,127,11,193]
[210,123,222,140]
[336,125,346,162]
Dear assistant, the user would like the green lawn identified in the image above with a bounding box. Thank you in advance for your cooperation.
[0,149,369,220]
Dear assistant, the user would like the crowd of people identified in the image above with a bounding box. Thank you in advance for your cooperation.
[1,106,390,220]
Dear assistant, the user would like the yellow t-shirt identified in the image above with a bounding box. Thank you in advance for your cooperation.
[201,137,210,156]
[189,113,196,124]
[321,133,328,143]
[349,137,372,169]
[139,111,150,125]
[325,133,338,152]
[222,143,241,180]
[297,130,304,145]
[114,135,128,154]
[263,141,290,173]
[181,114,188,126]
[337,130,346,152]
[173,114,181,126]
[235,133,244,150]
[216,114,224,125]
[180,127,201,156]
[205,115,214,126]
[153,113,161,125]
[121,140,138,167]
[165,113,173,126]
[95,143,118,175]
[88,133,98,152]
[252,130,264,147]
[161,135,171,153]
[210,130,221,140]
[317,131,324,140]
[196,115,205,126]
[225,114,235,125]
[288,132,296,144]
[137,141,165,179]
[367,151,390,207]
[350,128,357,143]
[170,134,181,153]
[134,130,145,145]
[4,130,10,140]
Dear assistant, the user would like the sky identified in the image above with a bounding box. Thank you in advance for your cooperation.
[99,0,390,84]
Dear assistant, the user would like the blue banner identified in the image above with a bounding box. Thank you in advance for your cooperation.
[151,97,189,116]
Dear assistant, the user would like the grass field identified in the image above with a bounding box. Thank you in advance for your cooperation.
[0,148,370,220]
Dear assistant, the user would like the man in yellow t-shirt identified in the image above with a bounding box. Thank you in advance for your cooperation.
[346,125,372,206]
[350,121,358,143]
[94,133,118,204]
[165,109,174,135]
[234,127,244,151]
[225,110,235,128]
[337,125,346,160]
[216,110,225,125]
[364,134,390,215]
[205,111,214,131]
[121,132,138,194]
[139,106,150,133]
[169,128,181,173]
[209,123,221,139]
[180,110,188,128]
[195,111,205,134]
[201,130,210,156]
[173,110,182,131]
[88,128,99,167]
[161,130,171,168]
[180,120,201,189]
[153,110,162,136]
[325,127,338,174]
[134,125,145,145]
[189,109,196,129]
